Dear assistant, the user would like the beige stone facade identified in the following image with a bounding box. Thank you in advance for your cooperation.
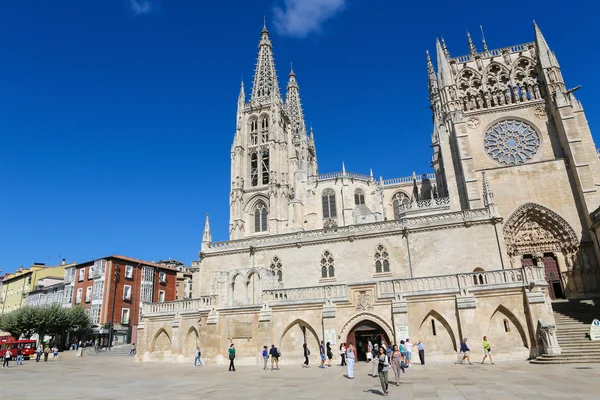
[137,23,600,364]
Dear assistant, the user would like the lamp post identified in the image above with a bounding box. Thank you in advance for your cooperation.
[107,264,120,350]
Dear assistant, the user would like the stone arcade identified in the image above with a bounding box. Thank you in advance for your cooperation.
[136,22,600,364]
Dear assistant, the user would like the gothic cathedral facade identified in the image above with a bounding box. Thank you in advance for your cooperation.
[136,23,600,364]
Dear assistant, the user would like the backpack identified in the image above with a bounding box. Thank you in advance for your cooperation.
[307,348,311,355]
[277,349,281,358]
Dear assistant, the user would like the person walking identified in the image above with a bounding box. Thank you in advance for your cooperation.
[326,342,333,367]
[481,336,494,364]
[399,340,407,365]
[228,344,236,371]
[194,346,203,367]
[16,347,23,365]
[339,343,347,366]
[130,343,136,356]
[262,346,269,370]
[36,345,43,362]
[52,346,59,360]
[405,339,413,367]
[269,344,280,370]
[319,341,326,368]
[390,345,404,386]
[371,344,379,377]
[367,340,373,362]
[43,344,50,362]
[346,343,356,379]
[377,347,390,397]
[417,340,425,365]
[459,338,473,365]
[3,349,12,368]
[302,343,310,368]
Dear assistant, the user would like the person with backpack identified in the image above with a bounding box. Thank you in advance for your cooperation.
[3,349,12,368]
[228,344,236,371]
[319,341,326,369]
[302,343,310,368]
[269,344,280,370]
[194,346,203,367]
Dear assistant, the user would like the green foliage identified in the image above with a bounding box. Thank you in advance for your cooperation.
[0,305,92,340]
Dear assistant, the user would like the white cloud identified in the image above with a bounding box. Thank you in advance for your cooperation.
[128,0,157,16]
[273,0,347,38]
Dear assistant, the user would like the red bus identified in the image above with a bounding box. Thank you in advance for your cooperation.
[0,336,37,360]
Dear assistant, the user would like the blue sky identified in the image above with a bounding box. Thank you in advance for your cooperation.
[1,0,598,272]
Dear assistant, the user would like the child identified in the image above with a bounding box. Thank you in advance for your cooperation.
[53,346,59,359]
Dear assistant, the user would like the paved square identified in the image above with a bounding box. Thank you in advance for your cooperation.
[1,353,599,399]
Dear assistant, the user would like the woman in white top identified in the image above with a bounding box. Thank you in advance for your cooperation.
[339,343,347,366]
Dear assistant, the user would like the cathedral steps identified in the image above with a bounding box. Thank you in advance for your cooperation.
[530,299,600,364]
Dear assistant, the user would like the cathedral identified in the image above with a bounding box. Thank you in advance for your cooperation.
[136,22,600,364]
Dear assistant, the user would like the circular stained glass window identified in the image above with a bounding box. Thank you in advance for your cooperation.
[483,119,540,166]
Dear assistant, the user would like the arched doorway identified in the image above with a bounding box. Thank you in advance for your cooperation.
[346,320,391,362]
[503,203,579,299]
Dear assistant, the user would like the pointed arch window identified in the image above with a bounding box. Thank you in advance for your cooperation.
[261,150,270,184]
[250,153,258,187]
[261,116,269,143]
[374,245,390,273]
[270,256,282,282]
[354,188,365,205]
[322,189,337,219]
[250,119,258,146]
[254,201,268,232]
[392,192,410,220]
[320,250,335,278]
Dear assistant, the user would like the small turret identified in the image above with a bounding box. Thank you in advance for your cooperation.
[202,214,212,244]
[467,32,477,56]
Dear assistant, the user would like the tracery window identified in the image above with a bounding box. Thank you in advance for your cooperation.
[392,192,410,220]
[374,245,390,273]
[270,256,282,282]
[484,119,540,166]
[354,188,365,205]
[254,201,268,232]
[261,116,269,143]
[322,189,337,219]
[250,153,258,186]
[261,150,270,184]
[250,119,258,146]
[320,250,335,278]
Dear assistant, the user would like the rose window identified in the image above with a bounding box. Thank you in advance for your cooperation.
[484,119,540,165]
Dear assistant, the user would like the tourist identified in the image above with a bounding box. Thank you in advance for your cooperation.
[319,341,326,368]
[3,349,12,368]
[269,344,280,370]
[390,344,404,386]
[371,344,379,377]
[130,342,136,356]
[16,346,23,365]
[52,346,59,360]
[459,338,473,365]
[417,340,425,365]
[228,344,236,371]
[262,346,269,370]
[339,342,347,366]
[481,336,494,364]
[346,343,356,379]
[385,343,393,363]
[326,342,333,367]
[194,346,203,367]
[367,340,373,362]
[36,344,43,362]
[377,346,390,396]
[302,343,310,368]
[405,338,412,366]
[44,344,51,362]
[399,340,407,365]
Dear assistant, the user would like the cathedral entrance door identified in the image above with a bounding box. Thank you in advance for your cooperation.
[347,321,391,362]
[543,253,564,300]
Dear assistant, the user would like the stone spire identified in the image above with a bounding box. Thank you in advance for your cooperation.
[251,22,281,101]
[435,38,453,88]
[426,50,438,95]
[286,64,306,135]
[480,26,489,52]
[534,21,560,69]
[236,81,245,131]
[481,172,495,207]
[441,37,450,59]
[467,32,477,56]
[202,214,212,244]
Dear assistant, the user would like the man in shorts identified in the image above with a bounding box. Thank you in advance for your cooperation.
[269,344,280,370]
[405,338,412,367]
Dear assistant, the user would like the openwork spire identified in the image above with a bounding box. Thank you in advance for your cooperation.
[251,23,281,101]
[467,32,477,56]
[436,38,452,88]
[202,214,212,243]
[286,64,306,135]
[426,50,438,94]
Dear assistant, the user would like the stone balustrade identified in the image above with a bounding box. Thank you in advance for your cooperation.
[382,173,436,186]
[454,42,533,63]
[142,295,216,316]
[377,266,545,298]
[397,197,450,214]
[263,284,348,304]
[317,171,371,181]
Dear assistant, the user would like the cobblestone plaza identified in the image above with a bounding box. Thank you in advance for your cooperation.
[2,354,599,399]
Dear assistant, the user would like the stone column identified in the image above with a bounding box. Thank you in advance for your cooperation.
[391,297,409,343]
[171,317,182,355]
[322,300,336,352]
[455,294,480,354]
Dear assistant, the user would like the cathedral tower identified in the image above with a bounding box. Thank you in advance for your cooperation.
[229,24,316,240]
